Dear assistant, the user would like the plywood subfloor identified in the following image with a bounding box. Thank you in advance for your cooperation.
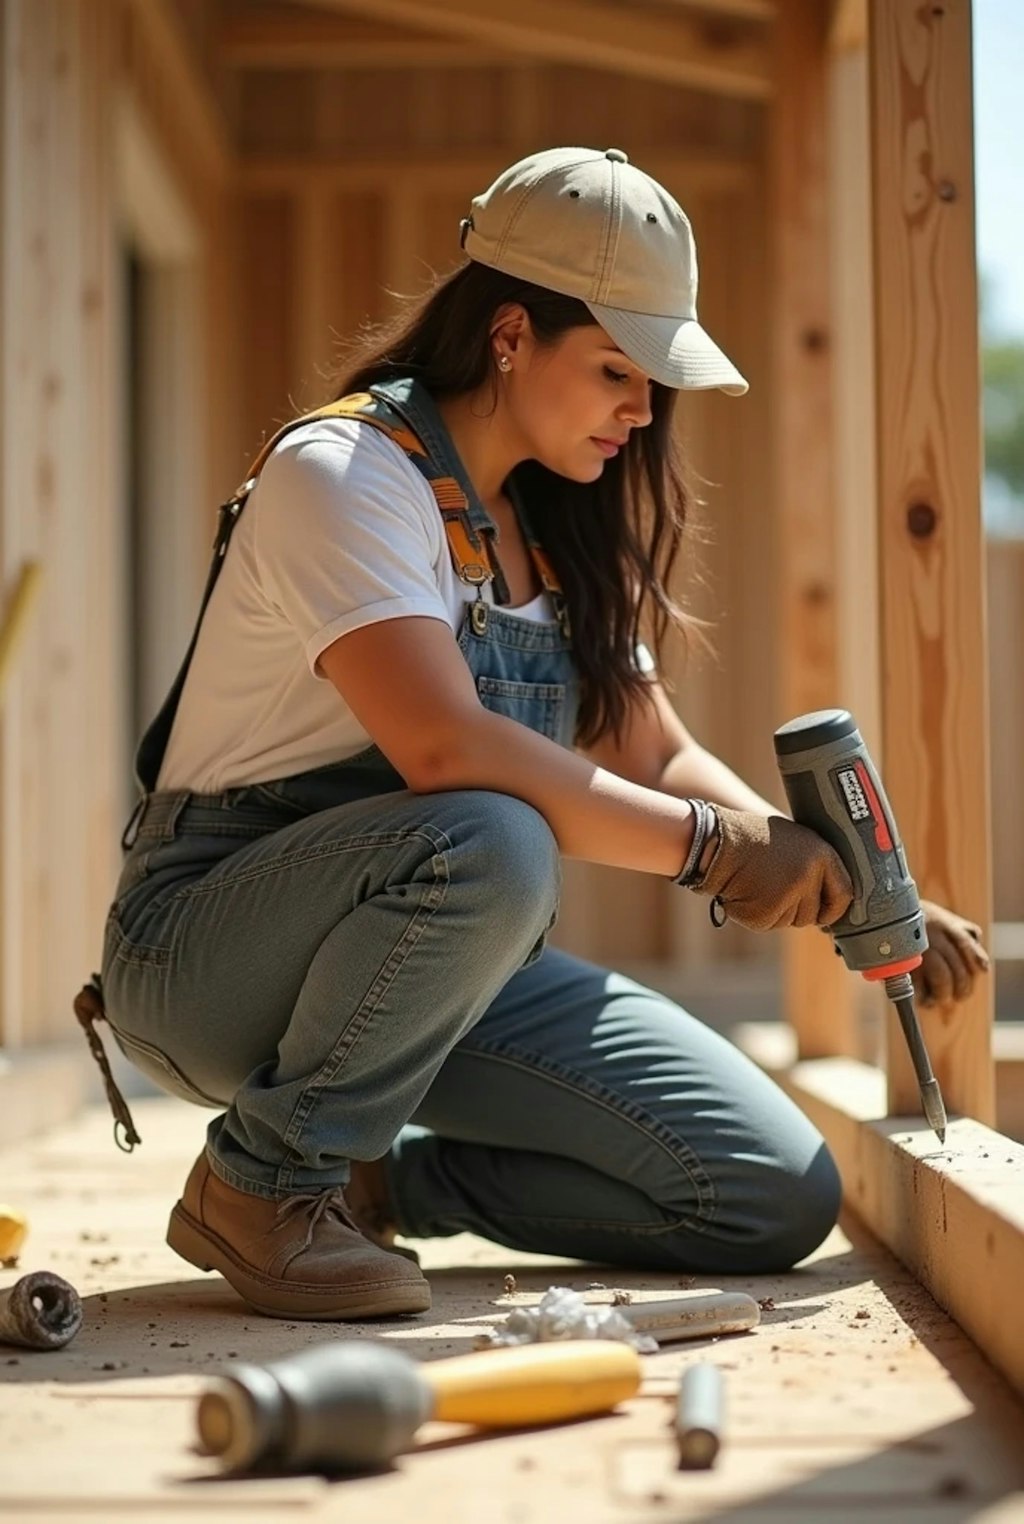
[1,1098,1023,1523]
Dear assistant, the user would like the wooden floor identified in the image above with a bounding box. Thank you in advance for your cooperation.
[2,1098,1023,1523]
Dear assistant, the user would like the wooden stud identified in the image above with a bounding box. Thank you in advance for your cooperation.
[238,196,296,453]
[994,1024,1024,1143]
[771,0,855,1058]
[504,65,544,150]
[868,0,994,1123]
[829,45,881,766]
[830,0,867,51]
[987,543,1024,929]
[295,191,336,410]
[300,0,774,100]
[0,0,6,1043]
[828,35,887,1058]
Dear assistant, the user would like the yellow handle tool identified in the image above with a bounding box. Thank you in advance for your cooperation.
[424,1339,641,1427]
[0,561,42,707]
[199,1337,641,1473]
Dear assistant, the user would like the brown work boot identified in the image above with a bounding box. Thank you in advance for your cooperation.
[345,1156,421,1265]
[166,1152,431,1320]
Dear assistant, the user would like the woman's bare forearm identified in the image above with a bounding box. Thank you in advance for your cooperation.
[658,742,783,819]
[415,710,697,878]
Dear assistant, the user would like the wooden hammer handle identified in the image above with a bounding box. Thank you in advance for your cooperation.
[424,1339,640,1427]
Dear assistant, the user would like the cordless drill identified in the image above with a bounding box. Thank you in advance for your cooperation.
[773,709,947,1144]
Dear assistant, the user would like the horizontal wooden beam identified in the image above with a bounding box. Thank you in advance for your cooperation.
[298,0,774,99]
[219,10,506,69]
[238,150,755,196]
[671,0,776,19]
[736,1026,1024,1399]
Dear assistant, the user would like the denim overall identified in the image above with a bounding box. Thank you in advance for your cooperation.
[98,376,839,1274]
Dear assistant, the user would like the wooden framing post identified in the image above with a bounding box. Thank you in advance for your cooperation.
[772,0,857,1058]
[868,0,994,1123]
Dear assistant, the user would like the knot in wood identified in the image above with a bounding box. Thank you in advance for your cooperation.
[937,180,957,203]
[801,326,828,354]
[907,501,938,539]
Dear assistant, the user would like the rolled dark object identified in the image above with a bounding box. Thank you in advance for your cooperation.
[0,1271,84,1350]
[675,1362,723,1469]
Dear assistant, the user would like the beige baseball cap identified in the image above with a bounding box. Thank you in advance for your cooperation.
[460,146,747,395]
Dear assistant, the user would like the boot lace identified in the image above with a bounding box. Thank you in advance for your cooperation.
[272,1188,359,1251]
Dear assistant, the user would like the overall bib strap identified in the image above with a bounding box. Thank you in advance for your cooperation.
[122,391,508,837]
[508,482,572,640]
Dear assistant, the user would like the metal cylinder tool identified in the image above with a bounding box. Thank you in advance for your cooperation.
[774,708,947,1143]
[675,1362,724,1469]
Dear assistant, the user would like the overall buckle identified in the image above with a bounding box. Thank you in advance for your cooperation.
[120,795,147,852]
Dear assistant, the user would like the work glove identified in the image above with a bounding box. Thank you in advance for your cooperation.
[691,807,854,933]
[913,900,991,1007]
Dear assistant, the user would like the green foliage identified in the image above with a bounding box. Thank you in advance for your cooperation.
[983,337,1024,497]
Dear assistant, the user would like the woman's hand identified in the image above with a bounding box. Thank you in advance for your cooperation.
[691,807,854,932]
[913,900,991,1007]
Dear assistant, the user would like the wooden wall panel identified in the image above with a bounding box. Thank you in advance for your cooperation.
[239,196,297,450]
[1,0,237,1047]
[236,63,761,160]
[332,192,390,334]
[1,1,123,1043]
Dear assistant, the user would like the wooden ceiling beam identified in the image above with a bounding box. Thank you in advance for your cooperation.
[219,11,508,70]
[237,148,755,196]
[293,0,773,99]
[654,0,776,20]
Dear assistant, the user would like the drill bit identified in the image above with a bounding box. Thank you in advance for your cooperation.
[886,974,947,1144]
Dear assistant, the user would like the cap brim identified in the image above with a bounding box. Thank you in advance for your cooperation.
[586,302,748,395]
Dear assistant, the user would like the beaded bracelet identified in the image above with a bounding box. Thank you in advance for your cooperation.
[672,798,718,888]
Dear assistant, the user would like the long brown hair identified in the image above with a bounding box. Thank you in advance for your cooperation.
[332,260,703,747]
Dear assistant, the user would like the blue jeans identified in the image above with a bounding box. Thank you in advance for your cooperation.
[101,779,840,1274]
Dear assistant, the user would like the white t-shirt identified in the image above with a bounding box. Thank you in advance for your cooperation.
[157,417,558,793]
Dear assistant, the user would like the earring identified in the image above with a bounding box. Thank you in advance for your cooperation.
[498,355,511,372]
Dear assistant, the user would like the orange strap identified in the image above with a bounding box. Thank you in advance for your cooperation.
[231,392,565,603]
